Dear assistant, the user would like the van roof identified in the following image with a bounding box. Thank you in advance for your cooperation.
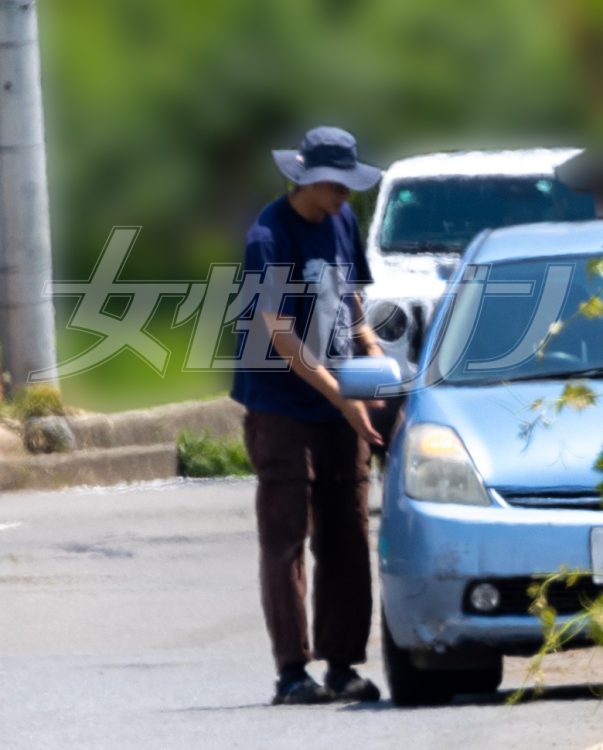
[384,148,581,181]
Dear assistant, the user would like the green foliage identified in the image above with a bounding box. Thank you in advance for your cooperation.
[33,0,601,410]
[555,382,598,412]
[11,385,65,421]
[587,258,603,279]
[523,381,597,444]
[177,430,252,478]
[509,570,603,704]
[578,295,603,319]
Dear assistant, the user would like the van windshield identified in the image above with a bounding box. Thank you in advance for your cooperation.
[379,177,595,254]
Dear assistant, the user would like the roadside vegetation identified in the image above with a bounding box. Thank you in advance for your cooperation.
[177,430,252,478]
[510,569,603,703]
[10,384,66,421]
[0,384,66,423]
[0,385,75,454]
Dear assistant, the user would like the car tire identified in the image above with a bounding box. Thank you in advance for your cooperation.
[450,660,503,695]
[381,608,454,706]
[381,608,503,705]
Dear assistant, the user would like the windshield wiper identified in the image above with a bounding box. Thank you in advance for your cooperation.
[440,366,603,387]
[483,367,603,384]
[381,240,462,254]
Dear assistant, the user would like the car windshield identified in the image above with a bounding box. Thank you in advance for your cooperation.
[379,176,595,253]
[431,253,603,386]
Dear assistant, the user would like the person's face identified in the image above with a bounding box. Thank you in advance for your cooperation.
[307,181,351,215]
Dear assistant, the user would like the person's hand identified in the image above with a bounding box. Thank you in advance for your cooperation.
[365,342,385,357]
[338,398,384,447]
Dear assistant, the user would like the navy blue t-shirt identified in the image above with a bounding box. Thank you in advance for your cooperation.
[230,195,373,422]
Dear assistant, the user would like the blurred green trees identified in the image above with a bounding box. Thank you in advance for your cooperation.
[35,0,600,410]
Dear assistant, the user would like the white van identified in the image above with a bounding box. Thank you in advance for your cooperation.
[364,149,595,379]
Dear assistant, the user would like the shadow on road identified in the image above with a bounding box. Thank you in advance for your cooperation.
[160,703,271,713]
[337,683,603,712]
[456,683,603,707]
[161,682,603,714]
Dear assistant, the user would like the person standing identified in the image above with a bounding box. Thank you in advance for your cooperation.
[232,126,384,705]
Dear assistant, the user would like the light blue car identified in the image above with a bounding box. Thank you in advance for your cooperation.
[340,220,603,705]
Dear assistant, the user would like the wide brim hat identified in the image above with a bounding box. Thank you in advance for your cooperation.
[272,126,382,192]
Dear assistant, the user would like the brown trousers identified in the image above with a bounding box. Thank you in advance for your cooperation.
[244,410,373,672]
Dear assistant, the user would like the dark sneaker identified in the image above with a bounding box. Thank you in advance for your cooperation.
[325,665,381,703]
[272,671,334,706]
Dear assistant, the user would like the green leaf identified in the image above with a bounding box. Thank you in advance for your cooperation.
[587,257,603,279]
[578,295,603,319]
[588,617,603,644]
[540,607,557,630]
[555,382,597,413]
[565,572,581,587]
[527,582,541,598]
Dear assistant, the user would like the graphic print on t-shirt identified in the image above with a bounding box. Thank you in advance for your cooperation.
[302,258,355,364]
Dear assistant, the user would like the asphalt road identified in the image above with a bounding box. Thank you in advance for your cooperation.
[0,478,602,750]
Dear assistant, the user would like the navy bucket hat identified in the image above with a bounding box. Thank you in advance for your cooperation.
[272,126,382,192]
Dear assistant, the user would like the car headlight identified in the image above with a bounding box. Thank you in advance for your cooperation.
[404,424,490,506]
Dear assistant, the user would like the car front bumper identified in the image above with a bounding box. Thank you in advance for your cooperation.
[380,498,603,652]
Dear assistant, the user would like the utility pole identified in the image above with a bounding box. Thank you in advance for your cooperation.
[0,0,57,391]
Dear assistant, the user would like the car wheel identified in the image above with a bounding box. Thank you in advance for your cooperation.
[381,609,454,706]
[381,609,503,705]
[449,660,503,695]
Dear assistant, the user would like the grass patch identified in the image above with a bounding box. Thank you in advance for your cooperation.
[177,430,252,478]
[11,385,65,421]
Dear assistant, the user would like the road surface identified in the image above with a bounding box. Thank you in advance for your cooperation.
[0,478,602,750]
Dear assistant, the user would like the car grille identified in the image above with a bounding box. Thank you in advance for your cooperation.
[497,491,603,511]
[463,576,603,616]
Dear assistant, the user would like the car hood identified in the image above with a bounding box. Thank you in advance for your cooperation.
[413,381,603,492]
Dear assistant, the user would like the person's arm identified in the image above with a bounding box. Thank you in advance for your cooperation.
[351,292,384,357]
[262,311,384,446]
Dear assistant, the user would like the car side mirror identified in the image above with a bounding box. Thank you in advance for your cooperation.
[336,356,402,399]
